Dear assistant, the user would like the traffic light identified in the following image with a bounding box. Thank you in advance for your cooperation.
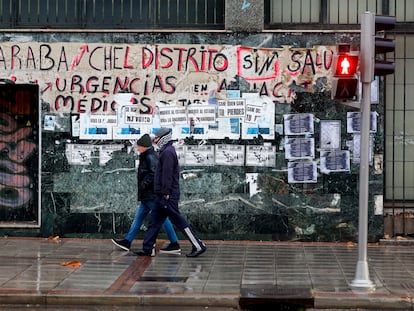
[374,15,396,76]
[331,47,359,101]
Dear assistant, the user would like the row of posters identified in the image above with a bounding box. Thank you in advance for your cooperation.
[65,143,276,167]
[60,92,275,141]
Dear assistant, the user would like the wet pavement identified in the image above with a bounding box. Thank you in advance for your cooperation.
[0,237,414,310]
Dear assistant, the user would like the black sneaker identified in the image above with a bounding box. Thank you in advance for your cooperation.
[111,238,131,251]
[159,242,181,254]
[186,246,207,257]
[133,249,154,257]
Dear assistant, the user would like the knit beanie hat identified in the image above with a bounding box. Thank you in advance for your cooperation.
[155,128,172,150]
[136,134,152,147]
[154,127,171,138]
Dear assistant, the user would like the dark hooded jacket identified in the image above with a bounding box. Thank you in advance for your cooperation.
[154,141,180,196]
[137,146,158,201]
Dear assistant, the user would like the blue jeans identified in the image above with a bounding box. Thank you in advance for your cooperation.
[125,200,178,243]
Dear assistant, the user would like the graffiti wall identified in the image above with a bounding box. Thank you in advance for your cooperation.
[0,34,384,242]
[0,84,39,227]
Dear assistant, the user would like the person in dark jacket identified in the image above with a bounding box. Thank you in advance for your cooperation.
[112,133,180,254]
[134,128,206,257]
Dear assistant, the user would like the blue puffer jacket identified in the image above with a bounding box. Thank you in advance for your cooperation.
[137,146,158,201]
[154,141,180,196]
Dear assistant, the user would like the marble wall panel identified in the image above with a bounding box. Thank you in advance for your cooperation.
[0,31,384,242]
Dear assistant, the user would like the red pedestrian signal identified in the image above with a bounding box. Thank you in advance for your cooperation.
[334,55,359,77]
[332,52,359,101]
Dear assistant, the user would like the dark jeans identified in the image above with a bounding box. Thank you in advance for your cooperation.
[142,193,198,252]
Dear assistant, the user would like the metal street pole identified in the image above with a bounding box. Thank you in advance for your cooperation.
[350,11,375,291]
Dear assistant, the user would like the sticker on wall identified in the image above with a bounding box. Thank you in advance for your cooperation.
[44,115,55,131]
[71,114,80,137]
[246,173,261,197]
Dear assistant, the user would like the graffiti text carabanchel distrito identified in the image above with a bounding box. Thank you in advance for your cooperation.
[0,43,335,113]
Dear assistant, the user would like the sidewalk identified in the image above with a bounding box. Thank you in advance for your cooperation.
[0,237,413,310]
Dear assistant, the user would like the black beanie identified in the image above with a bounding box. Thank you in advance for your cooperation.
[136,134,152,147]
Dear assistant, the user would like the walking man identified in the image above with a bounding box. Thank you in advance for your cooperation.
[112,133,181,254]
[134,128,206,257]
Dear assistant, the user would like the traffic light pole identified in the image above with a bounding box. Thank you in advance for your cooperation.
[350,11,375,291]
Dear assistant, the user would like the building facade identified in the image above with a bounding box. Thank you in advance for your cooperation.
[0,0,412,241]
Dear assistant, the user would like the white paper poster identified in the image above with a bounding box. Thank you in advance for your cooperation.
[285,138,315,160]
[284,113,314,135]
[347,112,377,133]
[99,144,124,166]
[320,120,341,150]
[320,150,350,173]
[288,161,317,183]
[241,94,275,140]
[245,145,276,167]
[215,144,245,166]
[65,144,95,165]
[184,145,215,166]
[79,114,116,140]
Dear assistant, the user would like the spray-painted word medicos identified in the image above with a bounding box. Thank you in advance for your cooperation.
[0,43,335,114]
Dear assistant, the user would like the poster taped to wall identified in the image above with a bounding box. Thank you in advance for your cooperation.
[215,144,245,166]
[99,145,124,166]
[245,145,276,167]
[284,113,314,135]
[288,161,317,183]
[217,99,245,118]
[79,114,116,140]
[241,94,275,140]
[352,134,374,165]
[320,120,341,149]
[205,118,241,139]
[320,150,350,173]
[347,112,377,133]
[65,144,95,165]
[184,145,215,166]
[285,137,315,160]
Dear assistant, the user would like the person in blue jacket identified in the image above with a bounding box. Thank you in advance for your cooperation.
[134,128,206,257]
[112,133,180,254]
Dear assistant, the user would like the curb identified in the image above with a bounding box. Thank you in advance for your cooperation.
[314,292,414,310]
[0,293,240,309]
